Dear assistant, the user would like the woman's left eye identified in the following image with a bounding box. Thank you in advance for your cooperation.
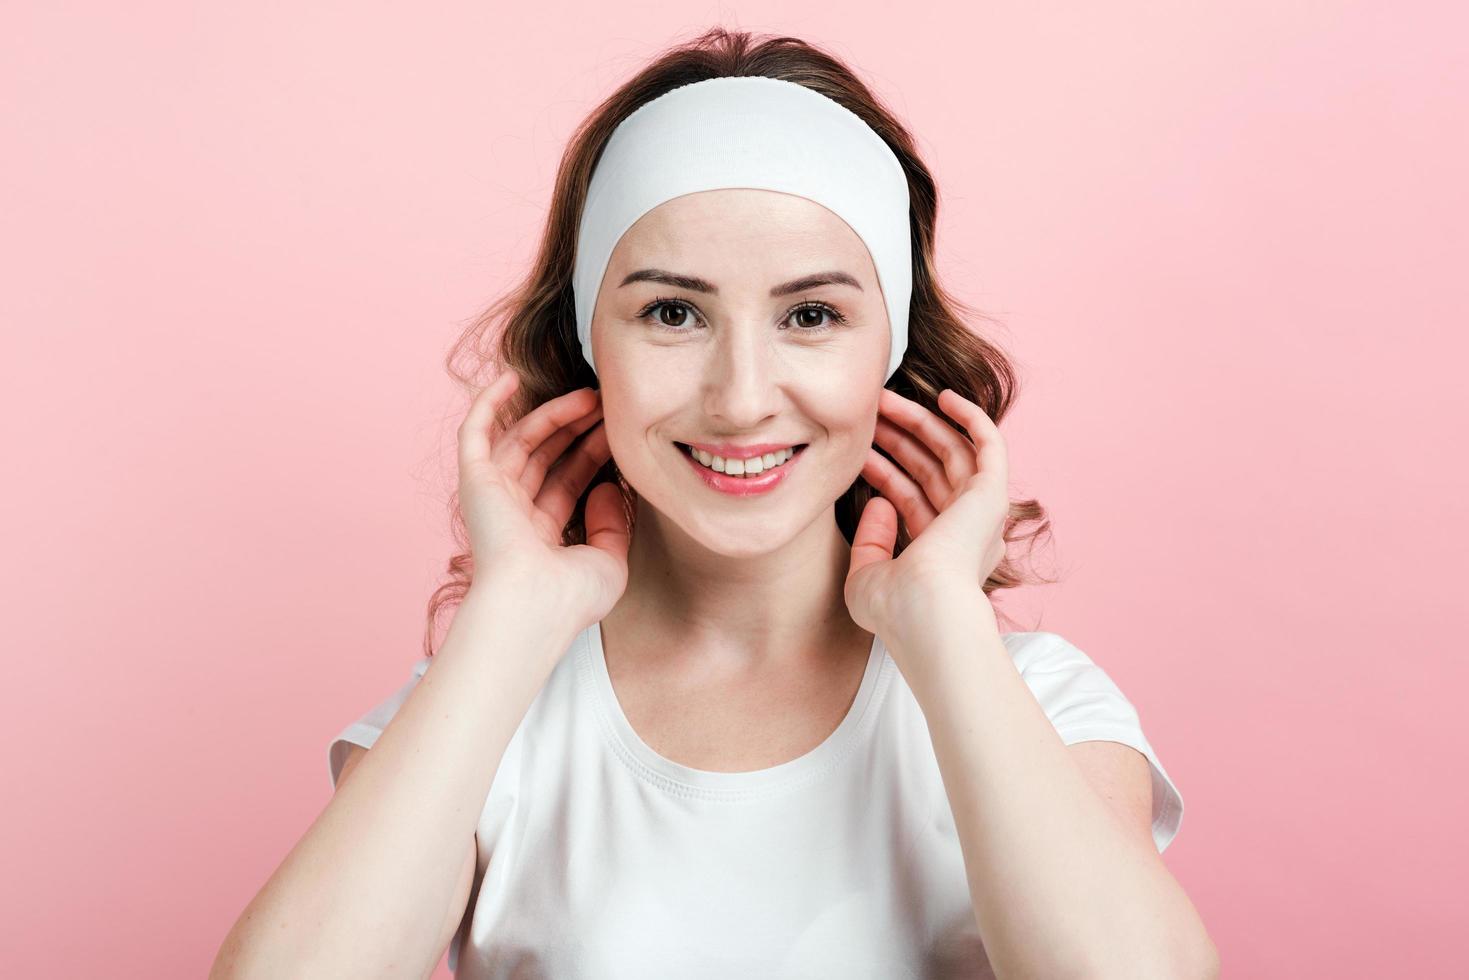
[636,298,848,334]
[785,303,846,332]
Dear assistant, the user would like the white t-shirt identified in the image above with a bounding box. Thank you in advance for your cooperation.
[326,625,1184,979]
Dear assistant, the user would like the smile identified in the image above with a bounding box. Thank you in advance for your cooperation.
[674,442,808,496]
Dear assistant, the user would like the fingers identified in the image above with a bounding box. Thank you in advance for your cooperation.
[493,385,602,483]
[934,389,1007,486]
[459,372,616,533]
[458,370,521,476]
[583,480,632,565]
[862,446,939,537]
[535,420,614,532]
[848,493,899,577]
[520,396,603,494]
[877,388,981,488]
[872,415,951,513]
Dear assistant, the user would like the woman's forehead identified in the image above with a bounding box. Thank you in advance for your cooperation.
[609,190,875,281]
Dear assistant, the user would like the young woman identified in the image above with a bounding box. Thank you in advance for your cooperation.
[214,28,1217,980]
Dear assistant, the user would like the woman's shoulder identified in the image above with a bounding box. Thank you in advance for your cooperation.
[1000,629,1087,672]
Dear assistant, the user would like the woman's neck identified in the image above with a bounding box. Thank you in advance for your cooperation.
[601,502,869,674]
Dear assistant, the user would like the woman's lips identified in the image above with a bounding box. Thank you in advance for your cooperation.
[675,442,807,497]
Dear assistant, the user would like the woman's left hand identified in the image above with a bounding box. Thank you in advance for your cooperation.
[844,387,1010,637]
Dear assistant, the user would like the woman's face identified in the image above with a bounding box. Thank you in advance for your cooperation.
[589,188,891,558]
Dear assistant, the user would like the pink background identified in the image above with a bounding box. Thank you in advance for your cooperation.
[3,3,1463,978]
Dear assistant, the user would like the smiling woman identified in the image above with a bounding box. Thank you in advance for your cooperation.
[443,58,1051,594]
[214,24,1214,980]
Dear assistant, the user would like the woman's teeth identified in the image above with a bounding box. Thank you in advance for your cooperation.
[678,443,802,477]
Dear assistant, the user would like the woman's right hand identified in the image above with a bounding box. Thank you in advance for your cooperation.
[456,369,631,632]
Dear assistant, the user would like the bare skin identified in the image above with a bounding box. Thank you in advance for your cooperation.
[599,604,875,773]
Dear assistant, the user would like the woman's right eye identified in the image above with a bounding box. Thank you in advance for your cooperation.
[636,298,702,332]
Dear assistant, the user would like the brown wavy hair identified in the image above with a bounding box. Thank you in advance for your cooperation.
[421,27,1056,658]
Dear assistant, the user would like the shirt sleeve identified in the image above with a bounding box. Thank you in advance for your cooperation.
[326,655,433,790]
[1007,631,1186,854]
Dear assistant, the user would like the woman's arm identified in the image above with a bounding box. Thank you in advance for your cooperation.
[886,590,1218,980]
[210,582,579,980]
[333,742,480,964]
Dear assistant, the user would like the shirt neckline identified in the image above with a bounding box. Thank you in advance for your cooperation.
[579,618,892,801]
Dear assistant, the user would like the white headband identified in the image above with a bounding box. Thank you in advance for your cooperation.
[572,75,913,382]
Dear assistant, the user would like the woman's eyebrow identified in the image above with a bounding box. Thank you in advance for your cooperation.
[618,268,864,297]
[771,271,864,296]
